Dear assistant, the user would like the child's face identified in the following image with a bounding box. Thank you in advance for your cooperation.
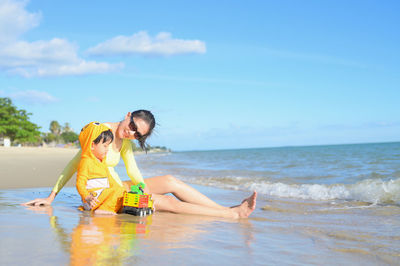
[91,140,111,161]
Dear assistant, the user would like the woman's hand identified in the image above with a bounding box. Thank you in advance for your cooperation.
[22,192,56,206]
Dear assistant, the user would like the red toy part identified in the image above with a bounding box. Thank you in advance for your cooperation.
[138,195,149,208]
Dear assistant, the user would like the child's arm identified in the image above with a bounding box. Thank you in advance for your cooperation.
[76,162,101,209]
[76,163,91,202]
[120,139,145,185]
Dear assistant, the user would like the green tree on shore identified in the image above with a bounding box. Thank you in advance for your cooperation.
[43,121,79,145]
[0,97,41,144]
[130,140,170,152]
[50,120,61,136]
[63,122,72,132]
[61,131,79,143]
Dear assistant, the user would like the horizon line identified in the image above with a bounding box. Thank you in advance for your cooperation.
[174,140,400,153]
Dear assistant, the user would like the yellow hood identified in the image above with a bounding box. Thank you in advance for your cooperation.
[79,122,111,160]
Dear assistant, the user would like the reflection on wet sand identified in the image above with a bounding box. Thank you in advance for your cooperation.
[69,214,149,265]
[25,206,254,265]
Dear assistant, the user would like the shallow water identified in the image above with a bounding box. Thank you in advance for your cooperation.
[2,185,399,265]
[0,187,278,265]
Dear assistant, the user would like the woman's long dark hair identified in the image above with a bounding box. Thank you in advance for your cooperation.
[131,110,156,151]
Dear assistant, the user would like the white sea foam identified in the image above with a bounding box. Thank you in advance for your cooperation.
[247,178,400,204]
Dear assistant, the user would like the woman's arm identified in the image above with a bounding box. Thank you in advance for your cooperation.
[52,149,81,193]
[23,150,81,206]
[120,139,145,185]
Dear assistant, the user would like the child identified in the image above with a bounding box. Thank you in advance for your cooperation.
[76,122,126,214]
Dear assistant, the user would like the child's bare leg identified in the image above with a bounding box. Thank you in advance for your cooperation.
[152,191,257,219]
[133,175,226,209]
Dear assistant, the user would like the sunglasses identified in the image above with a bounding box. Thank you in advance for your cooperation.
[129,117,144,140]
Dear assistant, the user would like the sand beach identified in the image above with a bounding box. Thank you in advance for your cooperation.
[0,147,79,189]
[1,145,399,265]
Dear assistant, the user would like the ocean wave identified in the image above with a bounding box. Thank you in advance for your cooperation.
[248,178,400,205]
[189,176,400,205]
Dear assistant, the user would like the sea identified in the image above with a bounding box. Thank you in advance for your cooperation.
[134,142,400,206]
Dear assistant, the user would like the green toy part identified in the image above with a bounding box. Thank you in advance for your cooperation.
[130,182,146,195]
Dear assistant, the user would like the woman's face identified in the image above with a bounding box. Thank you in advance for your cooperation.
[119,113,150,140]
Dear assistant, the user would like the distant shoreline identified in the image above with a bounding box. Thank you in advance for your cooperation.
[0,146,170,153]
[177,140,400,153]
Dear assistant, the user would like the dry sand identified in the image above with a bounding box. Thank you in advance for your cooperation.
[0,147,79,189]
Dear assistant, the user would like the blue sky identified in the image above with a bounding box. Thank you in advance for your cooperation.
[0,0,399,151]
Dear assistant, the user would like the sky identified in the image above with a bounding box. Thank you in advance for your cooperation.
[0,0,399,151]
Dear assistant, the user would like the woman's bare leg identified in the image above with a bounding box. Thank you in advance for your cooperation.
[151,192,257,219]
[145,175,227,209]
[122,176,258,219]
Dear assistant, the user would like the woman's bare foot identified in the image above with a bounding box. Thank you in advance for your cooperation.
[231,191,257,219]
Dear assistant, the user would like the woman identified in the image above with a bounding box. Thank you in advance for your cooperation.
[24,110,257,219]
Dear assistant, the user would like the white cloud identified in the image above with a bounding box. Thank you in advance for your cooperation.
[0,39,79,67]
[0,0,123,77]
[7,90,59,104]
[0,38,123,77]
[0,0,41,43]
[86,31,206,56]
[34,61,124,77]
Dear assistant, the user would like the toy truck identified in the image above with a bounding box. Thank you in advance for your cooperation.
[121,182,154,216]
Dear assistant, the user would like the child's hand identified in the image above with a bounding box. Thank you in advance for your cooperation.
[85,194,99,209]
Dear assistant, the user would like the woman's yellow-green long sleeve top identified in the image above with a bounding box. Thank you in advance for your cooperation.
[52,139,144,194]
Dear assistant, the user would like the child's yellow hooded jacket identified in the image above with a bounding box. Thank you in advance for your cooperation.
[76,122,125,213]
